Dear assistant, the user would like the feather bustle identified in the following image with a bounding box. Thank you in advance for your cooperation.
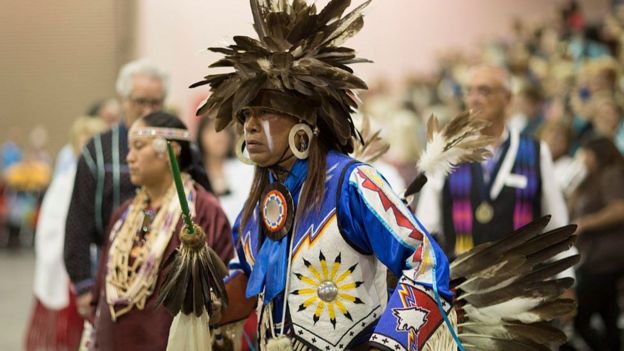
[451,216,579,349]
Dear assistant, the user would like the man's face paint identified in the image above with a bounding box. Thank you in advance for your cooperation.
[242,111,297,167]
[261,119,274,152]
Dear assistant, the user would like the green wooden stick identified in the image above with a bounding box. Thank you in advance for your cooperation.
[166,142,195,235]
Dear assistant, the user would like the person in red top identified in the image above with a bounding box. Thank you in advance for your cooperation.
[88,112,233,350]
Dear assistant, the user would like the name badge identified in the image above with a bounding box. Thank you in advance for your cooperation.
[505,174,527,189]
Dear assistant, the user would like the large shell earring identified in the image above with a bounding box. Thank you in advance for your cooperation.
[288,123,313,160]
[235,136,255,165]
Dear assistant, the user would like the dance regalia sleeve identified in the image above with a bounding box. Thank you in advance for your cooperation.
[337,164,455,351]
[227,214,253,281]
[216,213,257,327]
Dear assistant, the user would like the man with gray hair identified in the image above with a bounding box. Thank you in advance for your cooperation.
[417,65,571,259]
[64,59,169,317]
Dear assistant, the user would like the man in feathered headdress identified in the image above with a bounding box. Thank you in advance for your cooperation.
[191,1,459,350]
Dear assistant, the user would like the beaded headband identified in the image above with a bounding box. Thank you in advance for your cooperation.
[130,127,191,141]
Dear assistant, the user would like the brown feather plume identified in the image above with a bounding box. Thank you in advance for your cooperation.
[158,224,228,318]
[192,0,372,154]
[404,112,494,198]
[417,112,494,179]
[351,113,389,163]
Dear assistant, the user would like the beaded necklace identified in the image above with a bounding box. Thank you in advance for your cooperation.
[105,175,194,321]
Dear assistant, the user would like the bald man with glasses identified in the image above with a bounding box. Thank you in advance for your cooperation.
[417,66,575,277]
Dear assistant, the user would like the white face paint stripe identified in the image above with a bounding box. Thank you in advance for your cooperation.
[261,119,274,152]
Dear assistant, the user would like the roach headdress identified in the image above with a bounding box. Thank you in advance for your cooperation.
[191,0,372,153]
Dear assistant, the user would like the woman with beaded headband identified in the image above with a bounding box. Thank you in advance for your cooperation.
[195,1,456,350]
[86,112,233,350]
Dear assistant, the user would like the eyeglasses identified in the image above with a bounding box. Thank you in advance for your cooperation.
[463,85,505,98]
[129,96,164,108]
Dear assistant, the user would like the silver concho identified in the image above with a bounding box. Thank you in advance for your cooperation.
[317,281,338,302]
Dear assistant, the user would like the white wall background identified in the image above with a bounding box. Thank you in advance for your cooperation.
[135,0,610,129]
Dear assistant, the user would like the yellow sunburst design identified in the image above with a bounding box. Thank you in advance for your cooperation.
[291,251,364,328]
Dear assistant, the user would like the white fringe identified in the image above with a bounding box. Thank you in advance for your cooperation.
[266,335,293,351]
[166,310,212,351]
[417,132,472,179]
[78,321,94,351]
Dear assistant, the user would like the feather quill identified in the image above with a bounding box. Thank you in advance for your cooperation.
[417,112,494,180]
[351,113,389,163]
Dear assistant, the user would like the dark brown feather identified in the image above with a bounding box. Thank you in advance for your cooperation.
[514,225,578,257]
[232,76,265,115]
[322,0,371,46]
[460,322,567,346]
[524,236,578,266]
[233,35,270,53]
[460,334,551,351]
[451,216,551,279]
[287,9,318,44]
[317,0,351,26]
[457,255,527,293]
[250,0,268,39]
[519,255,580,286]
[525,298,577,321]
[158,231,228,318]
[328,16,364,47]
[462,277,574,308]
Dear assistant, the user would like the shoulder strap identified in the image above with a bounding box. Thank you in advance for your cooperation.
[336,160,360,207]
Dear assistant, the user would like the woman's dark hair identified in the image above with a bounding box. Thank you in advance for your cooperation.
[195,117,235,159]
[581,136,624,172]
[141,112,213,192]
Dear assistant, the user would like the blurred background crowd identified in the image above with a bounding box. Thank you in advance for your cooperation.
[1,0,624,350]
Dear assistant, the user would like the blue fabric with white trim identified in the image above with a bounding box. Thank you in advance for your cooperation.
[227,150,453,349]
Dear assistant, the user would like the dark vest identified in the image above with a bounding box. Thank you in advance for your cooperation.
[441,134,542,256]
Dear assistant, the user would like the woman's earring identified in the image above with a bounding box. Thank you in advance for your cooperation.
[235,136,255,165]
[152,137,167,157]
[288,123,313,160]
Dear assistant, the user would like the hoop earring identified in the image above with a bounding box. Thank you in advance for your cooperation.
[288,123,313,160]
[235,136,255,165]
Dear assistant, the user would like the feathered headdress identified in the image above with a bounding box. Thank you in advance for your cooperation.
[191,0,372,153]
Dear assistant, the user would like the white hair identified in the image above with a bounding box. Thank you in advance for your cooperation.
[466,65,513,93]
[115,59,170,99]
